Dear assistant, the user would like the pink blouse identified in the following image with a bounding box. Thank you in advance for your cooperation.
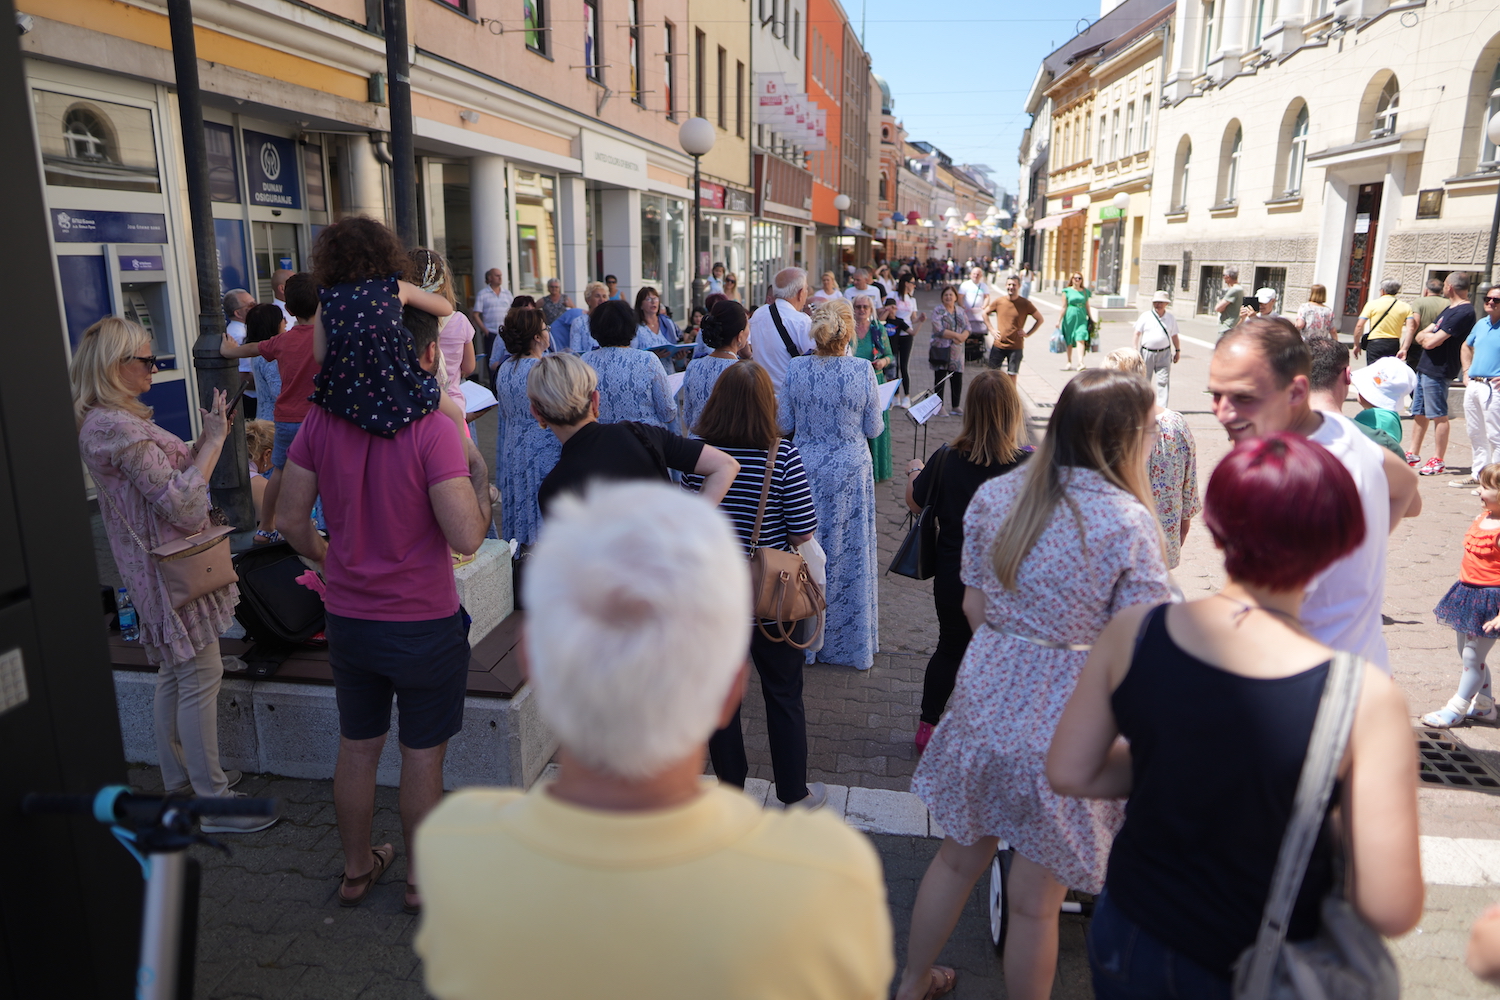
[438,312,476,403]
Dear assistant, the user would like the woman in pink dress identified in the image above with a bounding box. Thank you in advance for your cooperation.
[895,369,1170,1000]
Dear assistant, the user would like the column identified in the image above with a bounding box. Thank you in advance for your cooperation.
[1314,175,1351,325]
[556,176,588,305]
[598,187,641,304]
[471,154,509,295]
[1267,0,1307,55]
[1165,1,1199,103]
[1211,0,1248,83]
[343,134,388,224]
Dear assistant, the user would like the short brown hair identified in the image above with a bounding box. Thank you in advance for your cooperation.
[693,361,783,449]
[284,272,319,320]
[1217,317,1311,388]
[501,306,546,356]
[1307,283,1327,305]
[311,216,409,288]
[950,369,1024,467]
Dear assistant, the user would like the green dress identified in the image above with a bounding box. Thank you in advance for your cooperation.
[1061,287,1092,347]
[855,322,893,482]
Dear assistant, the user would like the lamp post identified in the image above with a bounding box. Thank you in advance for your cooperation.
[1487,113,1500,284]
[1110,191,1131,296]
[679,117,715,308]
[833,194,851,275]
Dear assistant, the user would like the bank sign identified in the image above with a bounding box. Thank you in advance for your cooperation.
[243,131,301,209]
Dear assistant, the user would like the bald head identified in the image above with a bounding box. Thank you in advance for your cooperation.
[271,269,294,301]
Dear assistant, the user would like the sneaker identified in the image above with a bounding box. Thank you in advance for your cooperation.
[947,407,963,417]
[166,769,242,797]
[1405,452,1420,467]
[915,720,935,752]
[1419,457,1446,476]
[198,792,280,834]
[792,782,828,811]
[1451,476,1481,488]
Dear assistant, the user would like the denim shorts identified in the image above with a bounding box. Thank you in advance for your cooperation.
[271,420,302,470]
[1415,373,1449,418]
[1088,889,1231,1000]
[325,611,470,749]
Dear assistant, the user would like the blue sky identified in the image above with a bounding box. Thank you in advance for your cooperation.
[858,0,1101,196]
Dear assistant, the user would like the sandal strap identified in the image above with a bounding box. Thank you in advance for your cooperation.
[343,845,393,888]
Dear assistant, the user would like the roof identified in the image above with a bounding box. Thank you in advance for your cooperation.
[873,73,893,114]
[1041,0,1174,77]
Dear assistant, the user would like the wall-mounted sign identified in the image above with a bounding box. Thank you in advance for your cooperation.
[1061,195,1073,209]
[698,181,725,209]
[1099,206,1124,220]
[51,209,167,244]
[243,130,301,209]
[121,255,164,271]
[726,188,752,213]
[577,130,647,188]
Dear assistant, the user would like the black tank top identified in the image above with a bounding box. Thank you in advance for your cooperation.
[1105,604,1336,979]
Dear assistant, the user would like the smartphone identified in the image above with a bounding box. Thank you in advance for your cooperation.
[224,381,247,416]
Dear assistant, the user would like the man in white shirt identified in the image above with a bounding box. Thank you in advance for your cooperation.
[958,267,991,353]
[1133,290,1182,407]
[471,268,513,342]
[842,268,879,304]
[222,288,256,421]
[1208,319,1421,670]
[270,269,295,326]
[749,267,814,392]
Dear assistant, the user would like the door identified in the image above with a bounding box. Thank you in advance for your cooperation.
[1342,182,1383,317]
[1198,265,1224,316]
[251,221,299,302]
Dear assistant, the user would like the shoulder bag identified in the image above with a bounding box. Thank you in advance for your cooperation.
[768,301,807,359]
[889,445,949,580]
[1231,651,1398,1000]
[1361,299,1398,351]
[98,486,238,609]
[929,310,954,366]
[748,441,826,648]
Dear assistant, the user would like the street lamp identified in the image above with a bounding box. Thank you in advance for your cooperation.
[1109,192,1131,295]
[1487,112,1500,284]
[679,117,715,308]
[833,192,851,215]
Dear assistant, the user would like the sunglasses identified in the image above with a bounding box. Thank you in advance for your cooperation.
[128,355,158,368]
[1486,297,1500,305]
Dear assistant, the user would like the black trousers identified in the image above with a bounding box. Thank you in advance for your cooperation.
[921,566,971,725]
[889,333,913,395]
[932,369,963,407]
[1364,336,1401,364]
[709,621,809,803]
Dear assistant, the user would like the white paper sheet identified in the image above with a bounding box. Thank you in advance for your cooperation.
[877,377,902,411]
[665,371,687,395]
[907,393,944,425]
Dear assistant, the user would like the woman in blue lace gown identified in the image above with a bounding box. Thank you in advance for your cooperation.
[583,300,676,426]
[681,301,749,431]
[494,306,561,545]
[781,298,884,670]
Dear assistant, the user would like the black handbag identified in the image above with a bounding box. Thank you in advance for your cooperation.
[888,445,949,580]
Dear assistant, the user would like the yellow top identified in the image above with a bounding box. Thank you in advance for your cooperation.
[414,783,895,1000]
[1359,294,1412,340]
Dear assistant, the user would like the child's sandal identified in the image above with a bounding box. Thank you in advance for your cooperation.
[1422,695,1473,729]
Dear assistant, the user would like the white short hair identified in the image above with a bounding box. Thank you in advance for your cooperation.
[523,483,750,779]
[772,267,807,301]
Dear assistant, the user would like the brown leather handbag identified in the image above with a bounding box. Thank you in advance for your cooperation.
[748,441,825,648]
[100,486,238,609]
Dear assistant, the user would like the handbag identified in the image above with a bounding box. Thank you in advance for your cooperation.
[1231,651,1398,1000]
[99,486,238,609]
[747,441,826,648]
[888,445,949,580]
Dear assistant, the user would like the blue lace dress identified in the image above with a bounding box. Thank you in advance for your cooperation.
[494,356,562,545]
[780,355,884,669]
[680,355,738,431]
[586,347,677,426]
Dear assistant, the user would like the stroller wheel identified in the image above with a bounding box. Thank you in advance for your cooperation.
[989,846,1013,953]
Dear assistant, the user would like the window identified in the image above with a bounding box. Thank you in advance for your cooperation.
[1098,114,1107,162]
[584,0,601,82]
[205,121,239,203]
[717,46,727,128]
[1286,104,1309,196]
[794,9,801,56]
[1110,109,1120,160]
[1484,64,1500,165]
[1174,138,1192,210]
[1083,114,1091,162]
[664,22,677,118]
[1063,122,1071,163]
[878,174,887,200]
[629,1,643,105]
[1124,103,1136,154]
[1200,0,1215,72]
[524,0,546,53]
[1223,125,1242,203]
[35,91,160,193]
[1252,0,1268,47]
[1372,76,1399,137]
[695,30,706,118]
[1140,92,1152,150]
[736,61,745,137]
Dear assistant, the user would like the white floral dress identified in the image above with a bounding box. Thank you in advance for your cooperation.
[680,355,738,431]
[912,466,1170,892]
[1149,409,1201,570]
[585,347,677,426]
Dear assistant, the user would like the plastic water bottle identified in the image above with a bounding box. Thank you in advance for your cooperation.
[116,587,139,642]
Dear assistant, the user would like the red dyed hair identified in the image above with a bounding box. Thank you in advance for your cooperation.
[1203,433,1365,591]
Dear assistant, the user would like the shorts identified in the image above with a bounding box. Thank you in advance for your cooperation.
[988,347,1023,374]
[1415,373,1449,418]
[325,610,470,749]
[271,420,302,470]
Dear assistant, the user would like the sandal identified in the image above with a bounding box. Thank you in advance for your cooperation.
[338,844,394,907]
[402,882,421,916]
[253,529,284,545]
[923,966,957,999]
[1422,695,1471,729]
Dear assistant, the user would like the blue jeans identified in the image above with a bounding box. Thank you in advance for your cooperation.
[1088,890,1232,1000]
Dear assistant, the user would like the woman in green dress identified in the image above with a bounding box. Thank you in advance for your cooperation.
[852,293,894,482]
[1058,271,1095,371]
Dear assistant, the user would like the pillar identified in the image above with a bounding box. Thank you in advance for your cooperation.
[556,176,588,305]
[343,134,388,223]
[471,154,509,294]
[1165,1,1199,103]
[598,188,641,304]
[1210,0,1248,83]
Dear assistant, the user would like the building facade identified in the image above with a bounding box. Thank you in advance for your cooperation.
[689,0,754,300]
[751,0,813,300]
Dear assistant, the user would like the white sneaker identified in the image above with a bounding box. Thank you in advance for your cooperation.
[198,792,280,834]
[792,782,828,811]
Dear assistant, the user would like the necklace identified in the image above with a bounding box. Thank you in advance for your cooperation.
[1213,592,1302,627]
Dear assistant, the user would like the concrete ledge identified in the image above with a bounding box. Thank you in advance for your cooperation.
[454,538,514,646]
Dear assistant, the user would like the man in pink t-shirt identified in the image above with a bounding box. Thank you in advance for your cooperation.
[280,314,493,915]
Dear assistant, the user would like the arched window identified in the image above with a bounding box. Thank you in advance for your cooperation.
[1286,105,1309,196]
[1174,138,1192,210]
[63,105,114,163]
[1372,77,1399,137]
[1483,62,1500,165]
[1220,125,1243,204]
[878,173,888,200]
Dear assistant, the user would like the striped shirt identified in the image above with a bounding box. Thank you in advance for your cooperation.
[684,440,817,557]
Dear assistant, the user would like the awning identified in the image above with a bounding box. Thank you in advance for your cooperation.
[842,227,867,237]
[1032,210,1083,230]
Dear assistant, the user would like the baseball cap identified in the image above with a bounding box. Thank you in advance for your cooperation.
[1255,287,1278,304]
[1350,356,1417,412]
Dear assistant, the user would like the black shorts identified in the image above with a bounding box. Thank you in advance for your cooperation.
[325,610,470,749]
[988,347,1023,374]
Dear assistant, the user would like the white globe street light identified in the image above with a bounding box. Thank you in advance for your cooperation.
[833,193,851,213]
[679,118,716,307]
[1112,191,1131,212]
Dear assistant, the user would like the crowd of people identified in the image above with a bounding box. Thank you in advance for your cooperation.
[76,211,1500,996]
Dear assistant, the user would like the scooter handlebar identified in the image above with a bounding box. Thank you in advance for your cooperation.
[23,788,279,824]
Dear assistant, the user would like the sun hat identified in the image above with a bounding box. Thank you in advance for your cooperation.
[1152,290,1171,304]
[1350,356,1417,412]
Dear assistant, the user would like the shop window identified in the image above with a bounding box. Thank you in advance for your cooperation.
[35,90,160,193]
[1253,267,1287,308]
[584,0,602,83]
[205,121,240,203]
[513,171,558,296]
[524,0,546,54]
[641,194,663,283]
[1156,264,1176,296]
[303,143,326,213]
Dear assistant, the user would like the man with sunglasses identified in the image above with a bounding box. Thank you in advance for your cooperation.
[1460,284,1500,489]
[1408,272,1475,478]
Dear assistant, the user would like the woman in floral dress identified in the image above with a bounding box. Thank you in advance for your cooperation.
[781,298,885,670]
[895,370,1170,1000]
[494,307,561,545]
[680,301,748,430]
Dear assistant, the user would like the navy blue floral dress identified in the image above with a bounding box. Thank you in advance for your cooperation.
[310,276,440,437]
[494,356,562,546]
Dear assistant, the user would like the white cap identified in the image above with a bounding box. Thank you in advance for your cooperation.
[1255,287,1278,304]
[1152,290,1171,304]
[1350,357,1416,412]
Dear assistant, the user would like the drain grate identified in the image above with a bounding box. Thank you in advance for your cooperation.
[1415,728,1500,793]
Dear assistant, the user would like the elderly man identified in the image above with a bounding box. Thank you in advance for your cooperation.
[1407,272,1476,478]
[1208,318,1421,670]
[1133,290,1182,407]
[958,266,991,358]
[1213,266,1244,337]
[471,268,513,353]
[270,269,295,326]
[1353,278,1411,363]
[222,287,257,421]
[1460,285,1500,488]
[564,281,611,354]
[749,267,815,392]
[413,483,892,999]
[842,266,879,303]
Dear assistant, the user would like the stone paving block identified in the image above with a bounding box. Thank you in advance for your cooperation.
[845,786,930,836]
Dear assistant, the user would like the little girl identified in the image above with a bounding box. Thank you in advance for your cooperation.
[309,216,457,437]
[1423,462,1500,727]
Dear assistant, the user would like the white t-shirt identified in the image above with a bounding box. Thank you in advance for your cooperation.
[959,280,990,331]
[895,294,916,323]
[843,285,880,306]
[747,300,815,392]
[1134,309,1179,351]
[1303,411,1392,670]
[226,319,256,396]
[809,288,840,305]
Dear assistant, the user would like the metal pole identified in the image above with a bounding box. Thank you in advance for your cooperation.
[136,852,188,1000]
[693,154,703,309]
[167,0,253,531]
[1488,180,1500,287]
[384,0,418,245]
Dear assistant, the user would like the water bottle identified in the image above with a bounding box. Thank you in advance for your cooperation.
[116,587,139,642]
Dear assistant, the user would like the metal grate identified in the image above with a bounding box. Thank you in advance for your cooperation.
[1415,728,1500,794]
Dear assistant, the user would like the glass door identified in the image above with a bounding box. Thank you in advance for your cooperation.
[250,221,300,302]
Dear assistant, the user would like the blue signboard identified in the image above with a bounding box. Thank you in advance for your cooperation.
[51,209,167,244]
[120,254,164,272]
[243,130,301,209]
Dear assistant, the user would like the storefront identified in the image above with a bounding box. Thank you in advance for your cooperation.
[697,182,751,302]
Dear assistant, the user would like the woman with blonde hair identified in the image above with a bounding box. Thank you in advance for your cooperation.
[72,318,273,830]
[810,270,842,306]
[895,370,1170,1000]
[780,299,885,670]
[904,369,1031,749]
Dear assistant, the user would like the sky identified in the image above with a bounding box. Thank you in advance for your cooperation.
[857,0,1102,196]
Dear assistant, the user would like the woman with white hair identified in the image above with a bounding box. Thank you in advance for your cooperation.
[780,299,885,670]
[71,317,272,831]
